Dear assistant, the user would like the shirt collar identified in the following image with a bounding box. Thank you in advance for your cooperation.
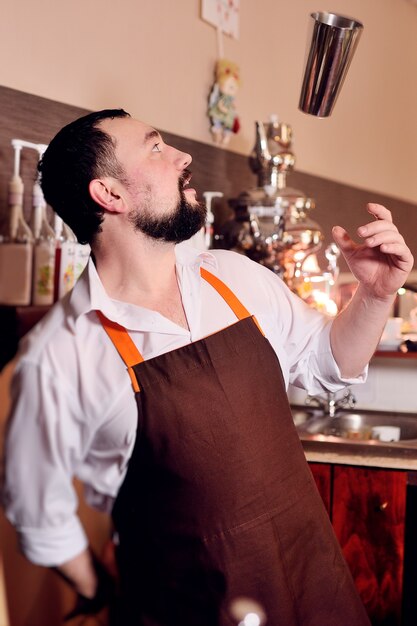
[174,241,217,269]
[67,244,218,331]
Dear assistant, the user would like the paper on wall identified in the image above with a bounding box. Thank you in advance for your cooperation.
[201,0,240,39]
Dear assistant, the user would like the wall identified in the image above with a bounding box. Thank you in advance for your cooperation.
[0,0,416,205]
[1,85,417,277]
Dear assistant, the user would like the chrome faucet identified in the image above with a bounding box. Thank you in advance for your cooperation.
[305,389,356,418]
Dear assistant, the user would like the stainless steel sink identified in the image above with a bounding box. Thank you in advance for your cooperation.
[294,410,417,442]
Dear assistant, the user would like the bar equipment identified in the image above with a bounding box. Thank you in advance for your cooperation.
[249,116,323,285]
[215,117,340,313]
[299,12,364,117]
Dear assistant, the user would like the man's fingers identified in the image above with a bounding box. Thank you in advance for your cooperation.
[360,230,404,249]
[367,202,393,222]
[332,226,355,251]
[357,221,398,240]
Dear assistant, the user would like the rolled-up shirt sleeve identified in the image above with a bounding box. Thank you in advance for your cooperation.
[3,360,88,566]
[298,315,368,391]
[284,291,367,393]
[250,259,367,394]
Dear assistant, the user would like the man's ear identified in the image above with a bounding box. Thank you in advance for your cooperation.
[89,178,126,213]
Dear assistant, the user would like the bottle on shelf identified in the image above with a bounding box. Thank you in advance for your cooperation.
[0,140,34,306]
[31,173,55,306]
[73,240,91,283]
[53,214,77,301]
[186,191,223,251]
[203,191,223,249]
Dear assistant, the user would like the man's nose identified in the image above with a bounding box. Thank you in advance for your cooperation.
[174,148,192,170]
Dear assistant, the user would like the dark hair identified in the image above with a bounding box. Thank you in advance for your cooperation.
[38,109,130,244]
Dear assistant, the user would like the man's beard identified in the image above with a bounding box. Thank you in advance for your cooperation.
[129,173,207,244]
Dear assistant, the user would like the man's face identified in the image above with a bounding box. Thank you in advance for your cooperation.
[99,117,206,242]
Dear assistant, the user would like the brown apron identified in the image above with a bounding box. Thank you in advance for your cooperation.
[98,268,369,626]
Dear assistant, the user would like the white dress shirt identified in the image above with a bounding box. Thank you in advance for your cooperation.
[3,244,365,566]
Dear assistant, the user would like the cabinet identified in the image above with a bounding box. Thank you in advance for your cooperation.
[309,461,332,515]
[309,463,412,626]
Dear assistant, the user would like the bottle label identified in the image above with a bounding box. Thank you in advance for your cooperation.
[32,241,55,305]
[59,241,76,298]
[74,244,91,281]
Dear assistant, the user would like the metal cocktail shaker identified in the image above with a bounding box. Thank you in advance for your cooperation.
[299,12,364,117]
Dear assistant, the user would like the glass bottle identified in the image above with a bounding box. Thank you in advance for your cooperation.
[0,171,33,305]
[31,179,55,305]
[53,215,77,301]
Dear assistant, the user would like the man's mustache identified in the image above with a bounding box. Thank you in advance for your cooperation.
[179,169,192,189]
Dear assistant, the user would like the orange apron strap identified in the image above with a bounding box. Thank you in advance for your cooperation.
[200,267,265,336]
[96,310,143,392]
[97,268,263,389]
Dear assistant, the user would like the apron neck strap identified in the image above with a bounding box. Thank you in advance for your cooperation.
[96,266,264,392]
[200,268,264,335]
[200,267,250,320]
[96,310,142,392]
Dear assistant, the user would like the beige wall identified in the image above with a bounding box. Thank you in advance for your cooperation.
[0,0,417,202]
[0,0,416,202]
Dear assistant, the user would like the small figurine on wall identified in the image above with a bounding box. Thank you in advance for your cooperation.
[208,59,240,146]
